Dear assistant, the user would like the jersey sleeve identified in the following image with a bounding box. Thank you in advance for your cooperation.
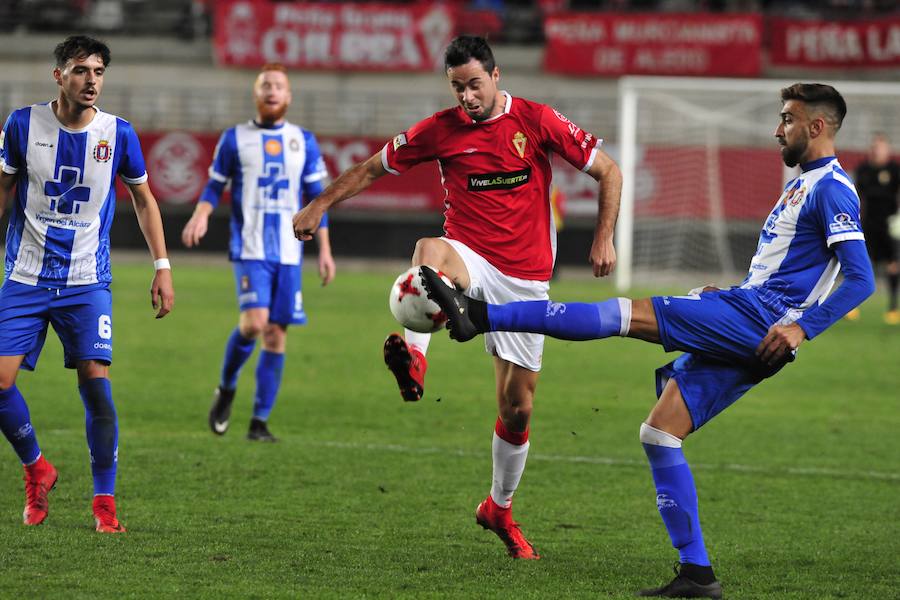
[796,239,875,339]
[1,109,28,175]
[380,115,439,176]
[301,130,329,229]
[538,105,602,173]
[116,118,148,184]
[199,128,238,208]
[811,178,865,247]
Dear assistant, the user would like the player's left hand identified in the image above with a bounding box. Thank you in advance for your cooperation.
[589,236,617,278]
[151,268,175,319]
[318,251,336,286]
[756,322,805,365]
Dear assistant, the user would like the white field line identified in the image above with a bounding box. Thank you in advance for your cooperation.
[308,440,900,482]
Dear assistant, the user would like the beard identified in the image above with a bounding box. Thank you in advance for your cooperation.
[780,137,808,168]
[466,98,496,123]
[256,99,288,124]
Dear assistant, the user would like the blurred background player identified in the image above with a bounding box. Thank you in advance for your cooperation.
[422,83,874,597]
[0,35,175,532]
[181,63,335,442]
[852,133,900,323]
[292,35,621,559]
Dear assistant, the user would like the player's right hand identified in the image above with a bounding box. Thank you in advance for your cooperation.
[293,204,323,241]
[151,268,175,319]
[181,214,208,248]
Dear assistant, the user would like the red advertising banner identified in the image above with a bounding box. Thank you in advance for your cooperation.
[213,0,456,71]
[769,17,900,68]
[543,12,762,77]
[125,131,868,221]
[123,131,444,212]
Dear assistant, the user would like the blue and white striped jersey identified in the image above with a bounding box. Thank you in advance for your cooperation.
[201,121,328,266]
[741,156,865,320]
[1,103,147,288]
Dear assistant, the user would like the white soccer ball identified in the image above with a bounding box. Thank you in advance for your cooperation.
[388,266,452,333]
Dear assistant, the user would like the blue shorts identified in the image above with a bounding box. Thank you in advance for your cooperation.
[651,288,788,430]
[233,260,306,325]
[0,280,113,370]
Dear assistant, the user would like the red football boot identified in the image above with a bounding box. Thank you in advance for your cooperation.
[23,456,58,526]
[383,333,427,402]
[475,495,540,560]
[93,495,126,533]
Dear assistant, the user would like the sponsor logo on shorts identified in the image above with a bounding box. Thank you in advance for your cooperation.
[93,342,112,350]
[239,291,258,304]
[829,212,858,233]
[468,168,531,191]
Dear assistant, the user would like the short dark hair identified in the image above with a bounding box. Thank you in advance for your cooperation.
[780,83,847,131]
[444,35,496,73]
[54,35,111,68]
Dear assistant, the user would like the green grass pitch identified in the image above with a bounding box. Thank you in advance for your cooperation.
[0,260,897,599]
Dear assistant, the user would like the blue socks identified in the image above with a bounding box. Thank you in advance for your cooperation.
[486,298,629,340]
[641,423,710,567]
[79,378,118,496]
[0,385,41,465]
[221,328,256,390]
[253,350,284,421]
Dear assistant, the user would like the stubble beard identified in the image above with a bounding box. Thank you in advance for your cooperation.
[256,100,288,125]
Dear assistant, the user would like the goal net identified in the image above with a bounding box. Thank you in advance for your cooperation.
[615,76,900,291]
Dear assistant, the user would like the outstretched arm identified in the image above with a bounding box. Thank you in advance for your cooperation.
[293,151,386,241]
[128,181,175,318]
[585,148,622,278]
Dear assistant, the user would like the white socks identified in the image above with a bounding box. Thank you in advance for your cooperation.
[490,431,530,508]
[403,329,431,355]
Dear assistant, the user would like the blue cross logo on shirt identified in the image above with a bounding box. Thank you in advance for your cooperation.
[44,165,90,215]
[257,163,290,206]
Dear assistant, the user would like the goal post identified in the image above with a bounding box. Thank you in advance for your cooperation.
[614,76,900,292]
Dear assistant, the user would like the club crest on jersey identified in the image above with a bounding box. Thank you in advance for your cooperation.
[393,133,408,151]
[93,140,112,162]
[512,131,527,158]
[289,138,300,152]
[783,186,806,207]
[264,139,283,156]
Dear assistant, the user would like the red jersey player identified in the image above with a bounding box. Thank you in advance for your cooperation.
[293,36,622,559]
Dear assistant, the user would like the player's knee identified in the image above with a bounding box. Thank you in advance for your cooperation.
[639,422,683,447]
[498,390,533,430]
[239,320,265,339]
[261,324,287,351]
[0,372,17,392]
[412,237,446,265]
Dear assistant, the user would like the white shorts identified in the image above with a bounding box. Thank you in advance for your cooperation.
[441,237,550,372]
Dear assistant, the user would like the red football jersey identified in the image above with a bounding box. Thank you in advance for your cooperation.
[381,93,602,280]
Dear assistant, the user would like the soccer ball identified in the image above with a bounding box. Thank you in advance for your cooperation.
[388,266,452,333]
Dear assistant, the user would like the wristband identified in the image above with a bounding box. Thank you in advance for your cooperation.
[154,258,171,271]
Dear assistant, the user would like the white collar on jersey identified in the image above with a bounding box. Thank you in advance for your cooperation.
[471,91,512,124]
